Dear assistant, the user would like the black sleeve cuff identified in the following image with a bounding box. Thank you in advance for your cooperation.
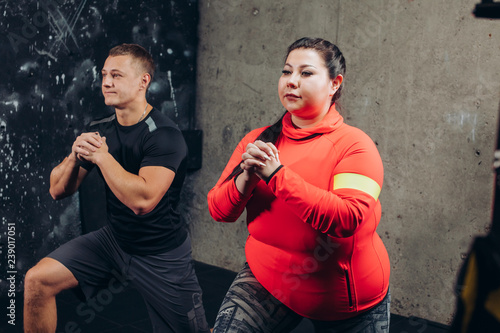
[265,165,284,184]
[233,170,244,184]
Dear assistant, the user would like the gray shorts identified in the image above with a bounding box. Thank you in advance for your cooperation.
[48,226,210,333]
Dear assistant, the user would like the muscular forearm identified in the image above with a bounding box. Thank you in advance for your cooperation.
[94,152,159,215]
[50,130,105,200]
[49,155,84,200]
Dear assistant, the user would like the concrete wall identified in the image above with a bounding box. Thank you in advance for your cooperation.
[188,0,500,325]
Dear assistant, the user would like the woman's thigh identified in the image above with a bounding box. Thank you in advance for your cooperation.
[312,288,391,333]
[212,263,303,333]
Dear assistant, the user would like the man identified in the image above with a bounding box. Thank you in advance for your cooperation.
[24,44,210,333]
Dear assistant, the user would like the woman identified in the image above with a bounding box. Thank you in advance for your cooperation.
[208,37,390,332]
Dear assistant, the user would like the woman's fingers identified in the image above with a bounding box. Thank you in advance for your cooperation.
[253,140,278,159]
[245,143,271,162]
[263,142,280,163]
[246,141,280,161]
[241,141,282,178]
[241,152,266,167]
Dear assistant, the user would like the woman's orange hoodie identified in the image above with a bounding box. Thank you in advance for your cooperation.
[208,105,390,320]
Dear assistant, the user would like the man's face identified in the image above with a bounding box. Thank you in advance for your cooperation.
[101,55,144,108]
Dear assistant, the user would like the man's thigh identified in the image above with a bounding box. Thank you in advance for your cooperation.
[47,227,128,300]
[128,236,210,333]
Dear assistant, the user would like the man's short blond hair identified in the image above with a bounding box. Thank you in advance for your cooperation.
[109,43,155,88]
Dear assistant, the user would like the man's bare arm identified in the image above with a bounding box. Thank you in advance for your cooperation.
[80,136,175,215]
[49,132,102,200]
[49,156,88,200]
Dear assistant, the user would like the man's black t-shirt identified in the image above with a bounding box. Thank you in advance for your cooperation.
[82,108,188,255]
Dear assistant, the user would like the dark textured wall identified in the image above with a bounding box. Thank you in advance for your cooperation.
[0,0,198,300]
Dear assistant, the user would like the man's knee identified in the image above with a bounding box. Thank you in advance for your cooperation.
[24,264,55,299]
[24,258,77,298]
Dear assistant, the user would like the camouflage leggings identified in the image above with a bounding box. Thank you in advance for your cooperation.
[212,263,390,333]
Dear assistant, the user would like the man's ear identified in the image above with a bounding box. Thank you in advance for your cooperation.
[140,73,151,90]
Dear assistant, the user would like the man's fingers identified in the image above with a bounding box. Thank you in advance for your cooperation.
[76,132,103,149]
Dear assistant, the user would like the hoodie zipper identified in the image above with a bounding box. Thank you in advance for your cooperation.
[344,269,353,308]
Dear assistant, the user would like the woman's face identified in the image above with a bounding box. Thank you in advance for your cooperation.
[278,48,338,127]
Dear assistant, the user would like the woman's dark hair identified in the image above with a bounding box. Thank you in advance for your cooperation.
[223,37,346,183]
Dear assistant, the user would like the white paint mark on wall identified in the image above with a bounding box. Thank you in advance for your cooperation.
[20,61,38,72]
[34,48,58,62]
[0,120,6,142]
[446,112,478,142]
[167,70,178,117]
[55,74,66,85]
[92,66,98,82]
[46,0,88,54]
[4,101,19,112]
[149,82,160,94]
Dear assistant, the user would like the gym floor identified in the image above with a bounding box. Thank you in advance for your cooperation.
[2,261,451,332]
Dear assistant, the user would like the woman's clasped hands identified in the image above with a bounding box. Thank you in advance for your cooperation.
[240,140,281,181]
